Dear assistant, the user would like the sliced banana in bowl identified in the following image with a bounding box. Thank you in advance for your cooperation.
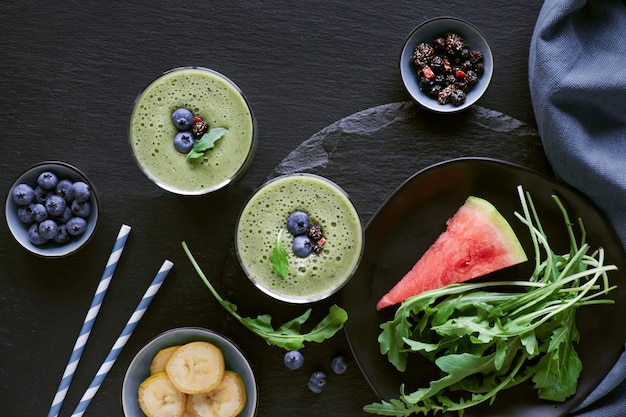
[122,327,257,417]
[166,341,226,394]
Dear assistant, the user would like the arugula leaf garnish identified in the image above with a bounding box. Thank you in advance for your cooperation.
[269,229,289,278]
[186,127,228,166]
[365,185,617,416]
[182,241,348,350]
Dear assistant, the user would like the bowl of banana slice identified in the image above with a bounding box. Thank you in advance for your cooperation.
[122,327,258,417]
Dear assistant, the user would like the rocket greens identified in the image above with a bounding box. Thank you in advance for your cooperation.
[182,241,348,350]
[364,186,618,416]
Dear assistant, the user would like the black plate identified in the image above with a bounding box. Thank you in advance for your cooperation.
[342,158,626,417]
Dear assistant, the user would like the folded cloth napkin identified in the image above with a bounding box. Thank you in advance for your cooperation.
[529,0,626,415]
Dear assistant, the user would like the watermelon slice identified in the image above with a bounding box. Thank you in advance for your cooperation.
[376,196,527,310]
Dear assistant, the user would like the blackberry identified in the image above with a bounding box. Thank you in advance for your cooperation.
[430,55,444,72]
[445,33,465,56]
[475,63,485,76]
[469,50,484,65]
[410,43,434,68]
[191,120,209,139]
[410,31,484,106]
[307,224,323,241]
[450,88,466,106]
[438,86,453,105]
[433,37,446,52]
[465,70,479,86]
[312,242,324,255]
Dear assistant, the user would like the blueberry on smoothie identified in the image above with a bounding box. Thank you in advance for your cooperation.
[171,108,194,131]
[286,211,309,236]
[293,235,313,258]
[173,131,195,154]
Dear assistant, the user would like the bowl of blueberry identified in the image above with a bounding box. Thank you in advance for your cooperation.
[400,17,493,113]
[5,161,99,258]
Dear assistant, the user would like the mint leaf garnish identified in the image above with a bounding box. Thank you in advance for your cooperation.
[186,127,228,166]
[269,229,289,278]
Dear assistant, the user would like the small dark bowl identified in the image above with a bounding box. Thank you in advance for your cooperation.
[5,161,100,258]
[400,17,494,113]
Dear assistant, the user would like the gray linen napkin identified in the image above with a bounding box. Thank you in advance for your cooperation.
[529,0,626,415]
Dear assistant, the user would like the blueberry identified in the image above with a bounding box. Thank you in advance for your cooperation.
[53,224,70,244]
[45,194,67,217]
[173,131,195,154]
[66,217,87,236]
[331,355,348,374]
[11,183,34,205]
[37,171,58,190]
[29,203,48,222]
[17,207,35,224]
[292,235,312,258]
[55,179,74,202]
[71,199,91,218]
[33,186,50,204]
[57,206,73,224]
[71,181,91,203]
[307,371,327,394]
[286,211,309,236]
[39,219,59,240]
[284,350,305,370]
[171,108,194,131]
[28,223,48,245]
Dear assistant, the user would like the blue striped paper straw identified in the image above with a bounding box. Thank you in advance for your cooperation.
[47,224,131,417]
[70,259,174,417]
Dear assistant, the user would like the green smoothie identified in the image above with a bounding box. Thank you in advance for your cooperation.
[236,174,364,303]
[129,67,255,195]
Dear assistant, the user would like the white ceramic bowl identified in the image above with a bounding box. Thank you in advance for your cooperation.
[122,327,257,417]
[400,17,494,113]
[5,161,100,257]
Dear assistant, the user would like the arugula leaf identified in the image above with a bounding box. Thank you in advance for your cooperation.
[365,186,617,416]
[269,229,289,278]
[186,127,228,166]
[182,241,348,350]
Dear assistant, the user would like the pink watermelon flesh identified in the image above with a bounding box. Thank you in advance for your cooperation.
[376,196,527,311]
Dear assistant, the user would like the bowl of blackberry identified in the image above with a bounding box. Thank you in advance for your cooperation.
[5,161,100,258]
[400,17,493,113]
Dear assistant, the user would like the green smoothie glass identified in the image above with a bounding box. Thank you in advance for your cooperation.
[129,67,256,195]
[236,174,364,303]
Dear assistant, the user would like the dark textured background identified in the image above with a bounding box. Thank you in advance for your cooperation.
[0,1,546,415]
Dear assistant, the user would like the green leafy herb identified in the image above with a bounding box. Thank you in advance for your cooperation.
[269,229,289,278]
[186,127,228,166]
[364,185,617,416]
[182,241,348,350]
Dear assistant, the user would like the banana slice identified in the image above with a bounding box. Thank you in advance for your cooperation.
[138,372,187,417]
[186,371,247,417]
[166,341,225,394]
[151,346,181,375]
